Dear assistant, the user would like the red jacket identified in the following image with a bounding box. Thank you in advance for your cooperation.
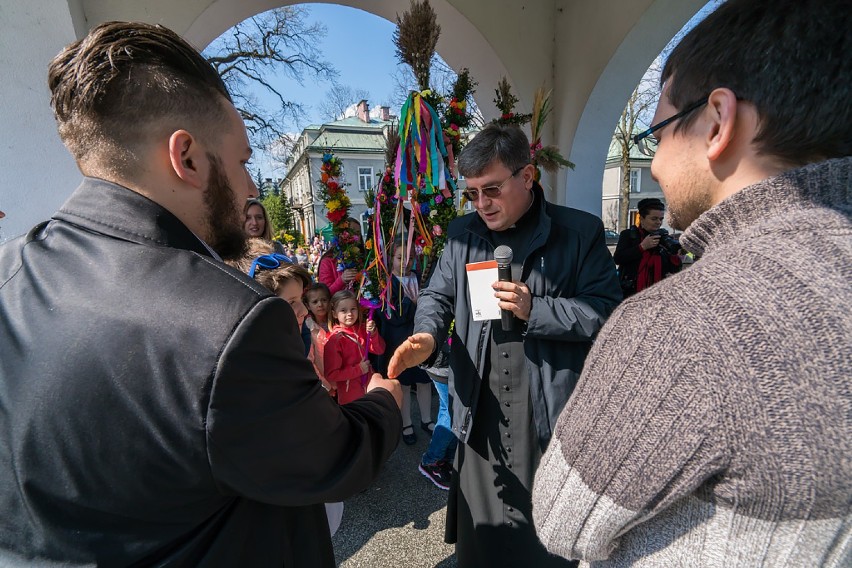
[318,255,347,294]
[323,324,386,405]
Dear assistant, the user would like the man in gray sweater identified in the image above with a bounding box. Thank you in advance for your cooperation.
[532,0,851,566]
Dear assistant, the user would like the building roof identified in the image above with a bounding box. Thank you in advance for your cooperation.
[325,116,392,128]
[307,130,387,153]
[305,118,394,154]
[606,134,653,164]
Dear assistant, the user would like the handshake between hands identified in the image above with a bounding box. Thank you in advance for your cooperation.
[362,331,436,412]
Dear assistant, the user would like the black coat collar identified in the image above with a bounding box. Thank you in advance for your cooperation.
[53,177,213,258]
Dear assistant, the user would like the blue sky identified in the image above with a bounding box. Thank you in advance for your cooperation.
[231,4,404,175]
[275,4,401,121]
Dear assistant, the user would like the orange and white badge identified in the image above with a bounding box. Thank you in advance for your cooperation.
[466,260,501,321]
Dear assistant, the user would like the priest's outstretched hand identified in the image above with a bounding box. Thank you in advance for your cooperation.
[387,333,435,380]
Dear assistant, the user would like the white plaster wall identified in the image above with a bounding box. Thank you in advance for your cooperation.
[0,0,82,242]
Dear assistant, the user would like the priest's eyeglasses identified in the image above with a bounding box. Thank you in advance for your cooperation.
[461,166,525,202]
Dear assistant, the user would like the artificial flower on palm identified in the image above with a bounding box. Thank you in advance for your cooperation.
[318,151,365,273]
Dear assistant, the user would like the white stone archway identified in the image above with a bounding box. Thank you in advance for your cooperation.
[0,0,708,241]
[560,0,707,214]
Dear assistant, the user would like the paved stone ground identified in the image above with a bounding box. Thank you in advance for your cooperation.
[332,388,457,567]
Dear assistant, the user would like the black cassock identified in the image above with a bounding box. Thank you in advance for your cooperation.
[445,198,577,567]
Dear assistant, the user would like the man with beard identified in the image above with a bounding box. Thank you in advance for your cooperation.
[532,0,851,566]
[0,22,401,566]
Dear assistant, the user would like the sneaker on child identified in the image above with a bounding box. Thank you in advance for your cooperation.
[418,460,452,490]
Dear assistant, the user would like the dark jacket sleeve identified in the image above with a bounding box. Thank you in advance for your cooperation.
[206,297,401,505]
[613,228,641,266]
[526,220,622,341]
[388,276,416,325]
[413,237,457,351]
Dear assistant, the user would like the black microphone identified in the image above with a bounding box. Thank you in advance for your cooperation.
[494,245,514,331]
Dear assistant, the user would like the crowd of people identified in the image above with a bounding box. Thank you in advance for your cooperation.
[0,0,849,566]
[238,202,453,490]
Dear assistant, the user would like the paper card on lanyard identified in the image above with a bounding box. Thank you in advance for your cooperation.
[466,260,501,321]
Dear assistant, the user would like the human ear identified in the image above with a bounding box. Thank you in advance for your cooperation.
[705,88,739,162]
[168,130,205,189]
[522,163,536,188]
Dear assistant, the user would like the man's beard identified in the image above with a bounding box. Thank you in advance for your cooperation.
[667,191,712,231]
[663,169,713,231]
[204,153,247,261]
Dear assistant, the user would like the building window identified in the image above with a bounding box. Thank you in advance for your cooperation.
[358,167,374,192]
[630,168,641,193]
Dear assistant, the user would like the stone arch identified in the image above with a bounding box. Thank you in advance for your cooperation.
[183,0,509,121]
[560,0,708,214]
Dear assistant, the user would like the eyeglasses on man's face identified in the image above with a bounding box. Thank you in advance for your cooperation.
[248,253,293,278]
[461,166,525,202]
[633,97,709,157]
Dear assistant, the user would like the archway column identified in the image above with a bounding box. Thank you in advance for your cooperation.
[554,0,707,215]
[0,0,85,241]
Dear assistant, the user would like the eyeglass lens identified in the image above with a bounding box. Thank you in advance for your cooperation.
[463,187,499,202]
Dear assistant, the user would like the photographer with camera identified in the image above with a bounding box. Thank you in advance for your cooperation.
[614,198,682,297]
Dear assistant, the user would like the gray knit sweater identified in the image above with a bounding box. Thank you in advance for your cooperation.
[532,157,852,567]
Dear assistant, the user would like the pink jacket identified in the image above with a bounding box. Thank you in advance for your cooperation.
[323,324,386,405]
[305,317,330,381]
[318,255,347,295]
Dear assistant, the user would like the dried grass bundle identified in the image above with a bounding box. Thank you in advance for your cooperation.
[393,0,440,91]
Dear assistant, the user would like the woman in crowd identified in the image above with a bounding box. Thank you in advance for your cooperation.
[243,199,286,255]
[317,218,361,294]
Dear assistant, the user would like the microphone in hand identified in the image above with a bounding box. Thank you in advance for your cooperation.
[494,245,514,332]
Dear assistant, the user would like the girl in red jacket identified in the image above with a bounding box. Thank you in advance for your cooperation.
[323,290,386,404]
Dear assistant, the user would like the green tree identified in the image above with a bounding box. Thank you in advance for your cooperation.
[254,170,266,199]
[261,193,294,236]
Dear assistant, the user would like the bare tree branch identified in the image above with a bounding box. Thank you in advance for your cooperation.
[613,58,662,230]
[318,84,372,121]
[203,6,337,153]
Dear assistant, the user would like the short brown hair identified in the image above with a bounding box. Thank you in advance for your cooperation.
[458,123,530,178]
[662,0,852,166]
[228,238,311,295]
[48,21,231,178]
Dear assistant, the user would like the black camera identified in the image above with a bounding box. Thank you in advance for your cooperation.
[650,228,681,255]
